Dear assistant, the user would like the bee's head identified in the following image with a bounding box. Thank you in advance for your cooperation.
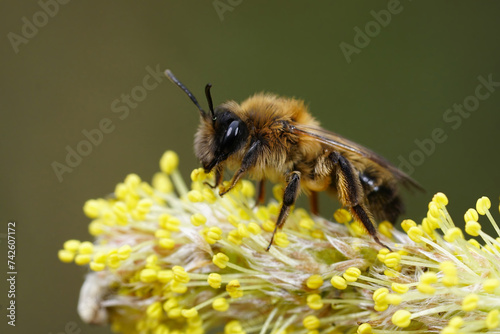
[165,70,249,173]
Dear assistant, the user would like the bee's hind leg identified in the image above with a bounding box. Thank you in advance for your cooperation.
[266,171,301,251]
[331,152,392,251]
[254,179,266,208]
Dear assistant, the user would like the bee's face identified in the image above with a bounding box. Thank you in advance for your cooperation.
[194,105,249,172]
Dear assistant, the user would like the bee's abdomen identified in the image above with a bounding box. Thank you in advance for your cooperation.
[359,170,404,223]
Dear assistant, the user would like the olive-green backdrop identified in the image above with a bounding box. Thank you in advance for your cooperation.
[2,1,500,333]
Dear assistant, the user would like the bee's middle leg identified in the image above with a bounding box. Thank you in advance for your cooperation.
[266,171,301,251]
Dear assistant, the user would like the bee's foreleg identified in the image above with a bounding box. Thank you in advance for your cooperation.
[204,165,224,189]
[309,191,319,216]
[219,140,261,196]
[332,153,391,251]
[266,171,301,251]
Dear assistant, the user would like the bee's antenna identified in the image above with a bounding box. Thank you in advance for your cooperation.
[165,69,206,117]
[205,84,216,121]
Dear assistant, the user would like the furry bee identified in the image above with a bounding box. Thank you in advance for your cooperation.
[165,70,422,250]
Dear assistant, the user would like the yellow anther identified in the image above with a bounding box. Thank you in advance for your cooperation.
[307,294,323,310]
[190,213,207,226]
[401,219,416,232]
[205,227,223,244]
[331,276,347,290]
[227,214,239,227]
[351,221,367,236]
[63,239,81,252]
[306,275,324,289]
[311,229,325,239]
[378,221,393,238]
[165,217,181,232]
[462,294,479,311]
[160,151,179,174]
[357,323,372,334]
[392,310,411,328]
[187,190,203,202]
[256,207,270,221]
[391,283,409,294]
[136,198,153,213]
[190,168,204,182]
[303,315,320,330]
[373,288,389,304]
[140,269,158,283]
[444,227,464,242]
[333,208,352,223]
[124,173,141,189]
[155,229,171,239]
[226,280,243,298]
[170,281,187,294]
[476,196,491,215]
[172,266,190,283]
[75,254,91,265]
[158,270,174,283]
[213,297,229,312]
[89,261,105,271]
[408,226,424,243]
[88,220,104,236]
[374,303,388,312]
[343,267,361,282]
[262,220,275,233]
[483,279,500,293]
[428,202,441,218]
[146,301,163,319]
[377,248,390,262]
[159,238,175,249]
[225,320,244,334]
[58,249,75,263]
[152,172,173,193]
[227,230,242,246]
[213,253,229,269]
[163,298,178,311]
[274,232,289,247]
[299,218,315,230]
[417,283,435,294]
[468,238,481,248]
[113,201,128,216]
[155,325,170,334]
[93,252,107,264]
[384,269,400,278]
[465,221,481,236]
[181,308,198,318]
[448,316,463,329]
[386,293,402,305]
[237,223,250,238]
[384,252,401,268]
[83,200,101,218]
[433,192,449,206]
[167,307,182,318]
[77,241,94,255]
[486,309,500,329]
[272,184,284,201]
[202,188,217,203]
[420,272,438,284]
[114,183,128,200]
[241,180,255,198]
[464,208,479,223]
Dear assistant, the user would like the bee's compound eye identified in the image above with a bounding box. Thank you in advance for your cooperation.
[223,120,240,143]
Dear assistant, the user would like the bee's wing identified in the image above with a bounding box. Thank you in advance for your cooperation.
[291,124,424,192]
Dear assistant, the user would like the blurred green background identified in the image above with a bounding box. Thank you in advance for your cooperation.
[1,1,500,333]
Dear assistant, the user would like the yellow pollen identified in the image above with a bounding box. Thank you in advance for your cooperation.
[160,150,179,174]
[417,283,435,294]
[486,309,500,329]
[343,267,361,282]
[476,196,491,215]
[303,315,320,330]
[373,288,389,304]
[75,254,91,265]
[307,294,323,310]
[377,248,390,262]
[331,276,347,290]
[187,190,203,202]
[146,301,163,319]
[333,208,352,224]
[464,208,479,222]
[433,192,449,206]
[208,273,222,289]
[83,199,101,218]
[170,281,188,294]
[163,298,178,311]
[448,316,463,329]
[63,239,81,252]
[392,310,411,328]
[386,293,402,305]
[159,238,175,249]
[89,261,105,271]
[378,221,393,238]
[172,266,190,283]
[155,229,171,239]
[212,297,229,312]
[213,253,229,269]
[428,202,441,218]
[374,303,388,312]
[391,283,409,294]
[306,275,324,289]
[157,270,174,283]
[241,180,255,198]
[205,227,223,244]
[465,221,481,236]
[274,232,289,247]
[483,279,500,293]
[190,213,207,226]
[299,217,315,230]
[237,223,250,238]
[384,252,401,268]
[357,323,372,334]
[420,272,438,284]
[140,269,158,283]
[247,222,261,234]
[468,238,481,248]
[462,294,479,311]
[262,220,276,232]
[401,219,416,232]
[181,308,198,318]
[407,226,424,243]
[444,227,463,242]
[58,249,75,263]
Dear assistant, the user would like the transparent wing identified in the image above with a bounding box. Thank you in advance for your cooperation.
[291,123,424,191]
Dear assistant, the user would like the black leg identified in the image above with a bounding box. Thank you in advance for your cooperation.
[333,153,391,251]
[309,191,319,216]
[254,179,266,208]
[266,171,301,251]
[204,165,224,189]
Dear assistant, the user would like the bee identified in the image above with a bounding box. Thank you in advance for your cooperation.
[165,70,422,250]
